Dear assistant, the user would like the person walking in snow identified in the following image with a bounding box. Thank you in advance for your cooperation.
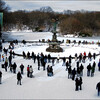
[76,61,79,68]
[8,55,12,67]
[98,60,100,71]
[62,57,66,66]
[29,66,33,78]
[52,58,55,66]
[47,65,53,76]
[76,66,80,77]
[23,51,26,59]
[37,59,40,70]
[10,63,13,73]
[69,55,72,65]
[20,64,24,74]
[13,62,17,74]
[92,61,96,72]
[79,53,82,62]
[0,71,2,84]
[75,77,79,91]
[72,68,76,80]
[33,54,36,63]
[31,52,34,59]
[96,82,100,96]
[88,52,92,61]
[17,71,22,85]
[93,53,96,60]
[91,65,95,77]
[75,53,77,61]
[80,64,84,76]
[48,54,51,63]
[68,66,72,79]
[79,77,82,90]
[27,65,30,77]
[87,63,91,76]
[4,57,8,72]
[57,55,60,63]
[66,61,69,71]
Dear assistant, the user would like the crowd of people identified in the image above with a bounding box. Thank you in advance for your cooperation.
[0,40,100,96]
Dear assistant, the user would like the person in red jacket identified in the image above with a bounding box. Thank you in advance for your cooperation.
[27,65,30,77]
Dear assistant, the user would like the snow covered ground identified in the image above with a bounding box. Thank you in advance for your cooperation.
[0,31,100,99]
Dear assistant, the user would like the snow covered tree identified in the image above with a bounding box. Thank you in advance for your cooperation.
[40,6,53,13]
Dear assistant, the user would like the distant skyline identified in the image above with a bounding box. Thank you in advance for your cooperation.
[4,0,100,12]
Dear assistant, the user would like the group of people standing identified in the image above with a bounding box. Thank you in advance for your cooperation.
[0,41,100,96]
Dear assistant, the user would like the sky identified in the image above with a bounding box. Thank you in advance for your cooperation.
[4,0,100,12]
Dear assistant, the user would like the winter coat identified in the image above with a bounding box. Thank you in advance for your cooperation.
[17,72,22,80]
[0,71,2,77]
[20,65,24,71]
[91,66,95,73]
[29,67,33,73]
[87,64,91,71]
[80,64,84,71]
[96,82,100,91]
[27,66,29,71]
[79,77,82,85]
[68,66,72,74]
[98,62,100,67]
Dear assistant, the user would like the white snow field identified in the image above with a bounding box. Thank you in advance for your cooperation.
[0,31,100,99]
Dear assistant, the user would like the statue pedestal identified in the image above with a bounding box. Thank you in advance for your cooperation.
[46,42,63,52]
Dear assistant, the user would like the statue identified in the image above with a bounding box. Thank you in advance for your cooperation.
[46,18,63,52]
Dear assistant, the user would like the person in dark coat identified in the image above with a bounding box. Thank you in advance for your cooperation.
[76,61,79,68]
[72,68,76,80]
[77,66,80,77]
[34,54,36,63]
[27,51,30,59]
[48,54,51,63]
[68,66,72,79]
[50,66,53,76]
[17,71,22,85]
[47,65,50,76]
[38,59,40,70]
[52,58,55,66]
[0,71,2,84]
[69,55,72,65]
[62,57,66,66]
[23,51,26,59]
[13,62,17,74]
[93,53,96,60]
[92,61,96,72]
[96,82,100,96]
[8,55,12,67]
[75,78,79,91]
[88,52,92,61]
[10,63,13,73]
[31,52,34,59]
[4,57,8,72]
[79,54,82,62]
[98,60,100,71]
[20,64,24,74]
[79,77,82,90]
[91,65,95,77]
[47,65,53,76]
[66,61,69,71]
[80,64,84,76]
[87,63,91,76]
[43,61,46,71]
